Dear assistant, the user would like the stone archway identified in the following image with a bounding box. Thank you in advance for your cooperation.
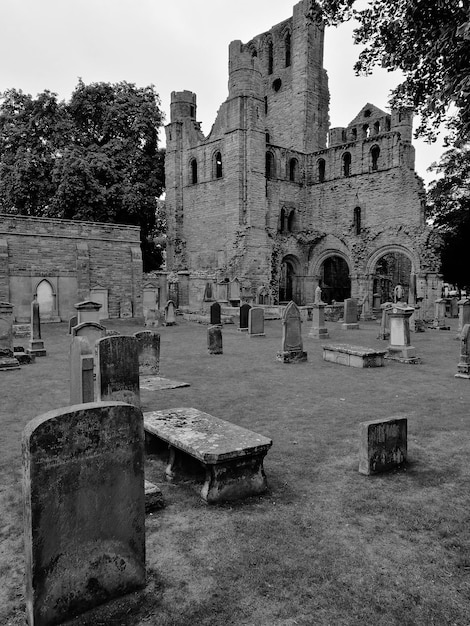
[319,255,351,304]
[372,250,413,303]
[35,280,55,320]
[279,255,301,304]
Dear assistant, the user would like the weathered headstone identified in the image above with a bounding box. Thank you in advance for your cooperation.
[95,335,140,407]
[386,304,420,363]
[377,302,393,340]
[144,308,157,328]
[359,416,407,475]
[432,298,450,330]
[68,315,78,335]
[23,402,146,626]
[119,300,133,319]
[450,297,459,319]
[455,323,470,379]
[248,307,265,338]
[208,325,223,354]
[72,321,106,348]
[210,302,221,326]
[238,303,251,331]
[277,301,307,363]
[457,298,470,335]
[27,298,47,357]
[0,301,20,370]
[74,300,102,325]
[164,300,176,326]
[342,298,359,330]
[134,330,160,376]
[70,336,94,404]
[308,302,329,339]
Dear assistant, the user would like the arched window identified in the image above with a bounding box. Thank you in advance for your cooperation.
[190,158,198,184]
[374,121,380,134]
[385,117,391,131]
[341,129,347,142]
[370,145,380,171]
[342,152,351,177]
[362,124,370,138]
[264,96,268,114]
[214,151,223,178]
[318,158,326,182]
[267,40,274,75]
[285,32,291,67]
[279,208,286,233]
[289,158,298,182]
[353,207,361,235]
[265,132,270,143]
[351,128,357,140]
[266,152,275,179]
[287,209,295,232]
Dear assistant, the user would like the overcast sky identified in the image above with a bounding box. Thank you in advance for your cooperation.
[1,0,446,185]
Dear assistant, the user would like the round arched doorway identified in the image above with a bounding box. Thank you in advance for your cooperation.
[279,256,300,304]
[320,255,351,303]
[373,251,412,303]
[36,279,54,320]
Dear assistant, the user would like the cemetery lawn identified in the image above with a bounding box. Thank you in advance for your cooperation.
[1,316,470,625]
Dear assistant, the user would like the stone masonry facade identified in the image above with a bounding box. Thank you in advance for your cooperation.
[164,0,441,317]
[0,214,143,322]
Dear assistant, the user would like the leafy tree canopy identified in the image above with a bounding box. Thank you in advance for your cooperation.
[0,80,165,271]
[317,0,470,144]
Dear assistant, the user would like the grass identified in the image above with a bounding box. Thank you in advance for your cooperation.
[1,315,470,625]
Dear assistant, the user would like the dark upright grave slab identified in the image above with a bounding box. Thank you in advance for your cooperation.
[277,301,307,363]
[248,307,265,338]
[210,302,221,326]
[70,336,94,404]
[27,298,46,357]
[134,330,160,376]
[359,416,407,475]
[342,298,359,330]
[68,315,78,335]
[238,303,251,332]
[22,402,146,626]
[95,335,140,407]
[208,325,223,354]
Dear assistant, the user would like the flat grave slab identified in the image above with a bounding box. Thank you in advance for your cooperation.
[140,376,190,391]
[323,343,386,368]
[143,407,272,503]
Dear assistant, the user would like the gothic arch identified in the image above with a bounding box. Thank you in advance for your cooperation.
[365,244,420,276]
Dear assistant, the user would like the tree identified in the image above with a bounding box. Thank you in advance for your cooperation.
[426,145,470,289]
[317,0,470,144]
[0,80,166,271]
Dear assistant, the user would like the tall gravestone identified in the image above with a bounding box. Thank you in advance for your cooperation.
[0,301,20,370]
[134,331,160,376]
[386,304,420,363]
[455,323,470,379]
[208,325,223,354]
[377,302,393,340]
[164,300,176,326]
[210,302,221,326]
[70,336,94,404]
[95,335,140,407]
[72,321,106,348]
[433,298,450,330]
[22,402,146,626]
[277,301,307,363]
[308,298,329,340]
[238,303,251,332]
[457,298,470,335]
[27,298,46,357]
[342,298,359,330]
[248,307,265,338]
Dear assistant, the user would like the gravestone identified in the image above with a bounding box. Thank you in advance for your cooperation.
[164,300,176,326]
[342,298,359,330]
[95,335,140,407]
[70,336,94,404]
[238,303,251,332]
[72,321,106,348]
[27,298,47,357]
[68,315,78,335]
[457,298,470,335]
[432,298,450,330]
[23,402,146,626]
[144,308,157,328]
[386,304,420,363]
[248,307,265,338]
[134,331,160,376]
[74,300,102,325]
[308,302,329,339]
[377,302,393,340]
[0,301,20,370]
[119,300,133,319]
[359,416,407,475]
[277,301,307,363]
[210,302,221,326]
[450,297,459,318]
[208,325,223,354]
[455,323,470,379]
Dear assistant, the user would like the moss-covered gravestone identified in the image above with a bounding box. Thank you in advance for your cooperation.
[22,402,146,626]
[134,330,160,376]
[95,335,140,407]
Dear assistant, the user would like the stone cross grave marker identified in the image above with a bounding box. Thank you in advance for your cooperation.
[238,303,251,331]
[248,307,265,338]
[342,298,359,330]
[0,301,20,370]
[22,402,146,626]
[95,335,140,407]
[70,336,94,404]
[27,298,46,357]
[210,302,221,326]
[208,325,223,354]
[164,300,176,326]
[134,330,160,376]
[277,301,307,363]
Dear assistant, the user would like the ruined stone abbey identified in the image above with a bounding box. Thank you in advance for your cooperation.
[165,0,440,317]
